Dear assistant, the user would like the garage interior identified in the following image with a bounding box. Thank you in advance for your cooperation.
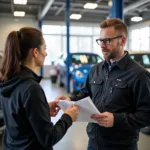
[0,0,150,150]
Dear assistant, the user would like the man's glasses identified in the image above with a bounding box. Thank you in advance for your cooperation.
[96,35,122,45]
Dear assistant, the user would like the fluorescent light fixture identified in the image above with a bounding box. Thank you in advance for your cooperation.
[14,11,25,17]
[70,14,82,20]
[131,16,143,22]
[84,3,98,9]
[14,0,27,5]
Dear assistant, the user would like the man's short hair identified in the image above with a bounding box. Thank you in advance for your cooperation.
[100,18,128,38]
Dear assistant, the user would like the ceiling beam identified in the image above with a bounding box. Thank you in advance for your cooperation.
[38,0,55,20]
[124,0,150,14]
[53,2,110,9]
[55,4,65,16]
[49,7,109,14]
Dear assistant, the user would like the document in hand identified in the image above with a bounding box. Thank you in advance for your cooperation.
[58,97,100,123]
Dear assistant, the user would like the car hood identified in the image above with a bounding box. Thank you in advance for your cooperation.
[71,64,93,72]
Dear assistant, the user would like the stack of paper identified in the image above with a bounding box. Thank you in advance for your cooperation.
[58,97,100,123]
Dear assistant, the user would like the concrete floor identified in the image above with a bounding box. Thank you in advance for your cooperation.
[0,79,150,150]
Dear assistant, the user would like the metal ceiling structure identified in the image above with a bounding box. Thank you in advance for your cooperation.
[0,0,150,25]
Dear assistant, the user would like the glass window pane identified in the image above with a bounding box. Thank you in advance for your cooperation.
[63,36,78,53]
[131,29,140,50]
[139,27,149,50]
[71,54,102,64]
[70,26,80,35]
[63,26,93,35]
[139,27,149,38]
[79,27,92,35]
[43,35,62,65]
[62,26,66,35]
[42,25,61,34]
[93,36,103,58]
[143,54,150,66]
[93,27,100,35]
[70,26,92,35]
[78,37,92,52]
[140,39,149,50]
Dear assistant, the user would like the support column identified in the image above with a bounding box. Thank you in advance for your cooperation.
[66,0,70,93]
[110,0,124,20]
[38,20,43,77]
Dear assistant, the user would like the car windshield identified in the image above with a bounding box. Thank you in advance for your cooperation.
[130,53,150,68]
[71,54,102,65]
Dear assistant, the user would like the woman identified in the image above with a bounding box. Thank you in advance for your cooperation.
[0,27,78,150]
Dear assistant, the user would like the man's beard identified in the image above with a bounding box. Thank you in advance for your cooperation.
[102,42,120,61]
[102,49,119,61]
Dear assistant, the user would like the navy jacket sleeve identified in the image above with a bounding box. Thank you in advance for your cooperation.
[23,84,72,148]
[114,71,150,130]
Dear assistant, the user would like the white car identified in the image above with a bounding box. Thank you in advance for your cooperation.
[128,51,150,72]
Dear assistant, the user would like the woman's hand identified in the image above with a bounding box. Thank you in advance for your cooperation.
[48,100,60,117]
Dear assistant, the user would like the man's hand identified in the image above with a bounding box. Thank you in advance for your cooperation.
[48,100,60,117]
[91,112,114,128]
[55,95,71,101]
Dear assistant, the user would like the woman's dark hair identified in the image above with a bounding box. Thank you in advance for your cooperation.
[0,27,43,81]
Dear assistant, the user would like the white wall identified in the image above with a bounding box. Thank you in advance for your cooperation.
[0,17,38,51]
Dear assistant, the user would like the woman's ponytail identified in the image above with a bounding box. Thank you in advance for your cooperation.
[0,31,22,81]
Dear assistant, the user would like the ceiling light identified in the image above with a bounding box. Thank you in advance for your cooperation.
[14,11,25,17]
[14,0,27,5]
[83,3,98,9]
[131,16,143,22]
[70,14,82,20]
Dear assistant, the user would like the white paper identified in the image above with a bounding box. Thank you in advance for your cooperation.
[58,97,100,123]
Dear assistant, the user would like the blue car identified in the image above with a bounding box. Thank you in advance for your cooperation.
[56,52,103,93]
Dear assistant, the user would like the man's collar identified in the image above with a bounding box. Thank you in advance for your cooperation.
[102,51,129,70]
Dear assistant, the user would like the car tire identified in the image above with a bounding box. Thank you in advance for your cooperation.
[51,75,57,83]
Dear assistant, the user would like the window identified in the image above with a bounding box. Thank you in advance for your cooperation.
[139,27,149,50]
[63,36,78,53]
[78,37,92,52]
[129,27,150,51]
[93,36,103,58]
[43,35,62,65]
[143,55,150,66]
[131,29,140,50]
[93,27,100,35]
[42,25,62,34]
[42,24,104,65]
[71,53,102,64]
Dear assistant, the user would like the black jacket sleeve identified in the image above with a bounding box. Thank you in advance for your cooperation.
[23,84,72,149]
[114,71,150,130]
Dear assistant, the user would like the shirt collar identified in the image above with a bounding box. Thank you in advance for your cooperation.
[102,51,129,70]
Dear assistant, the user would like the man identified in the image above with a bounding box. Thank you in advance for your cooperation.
[56,18,150,150]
